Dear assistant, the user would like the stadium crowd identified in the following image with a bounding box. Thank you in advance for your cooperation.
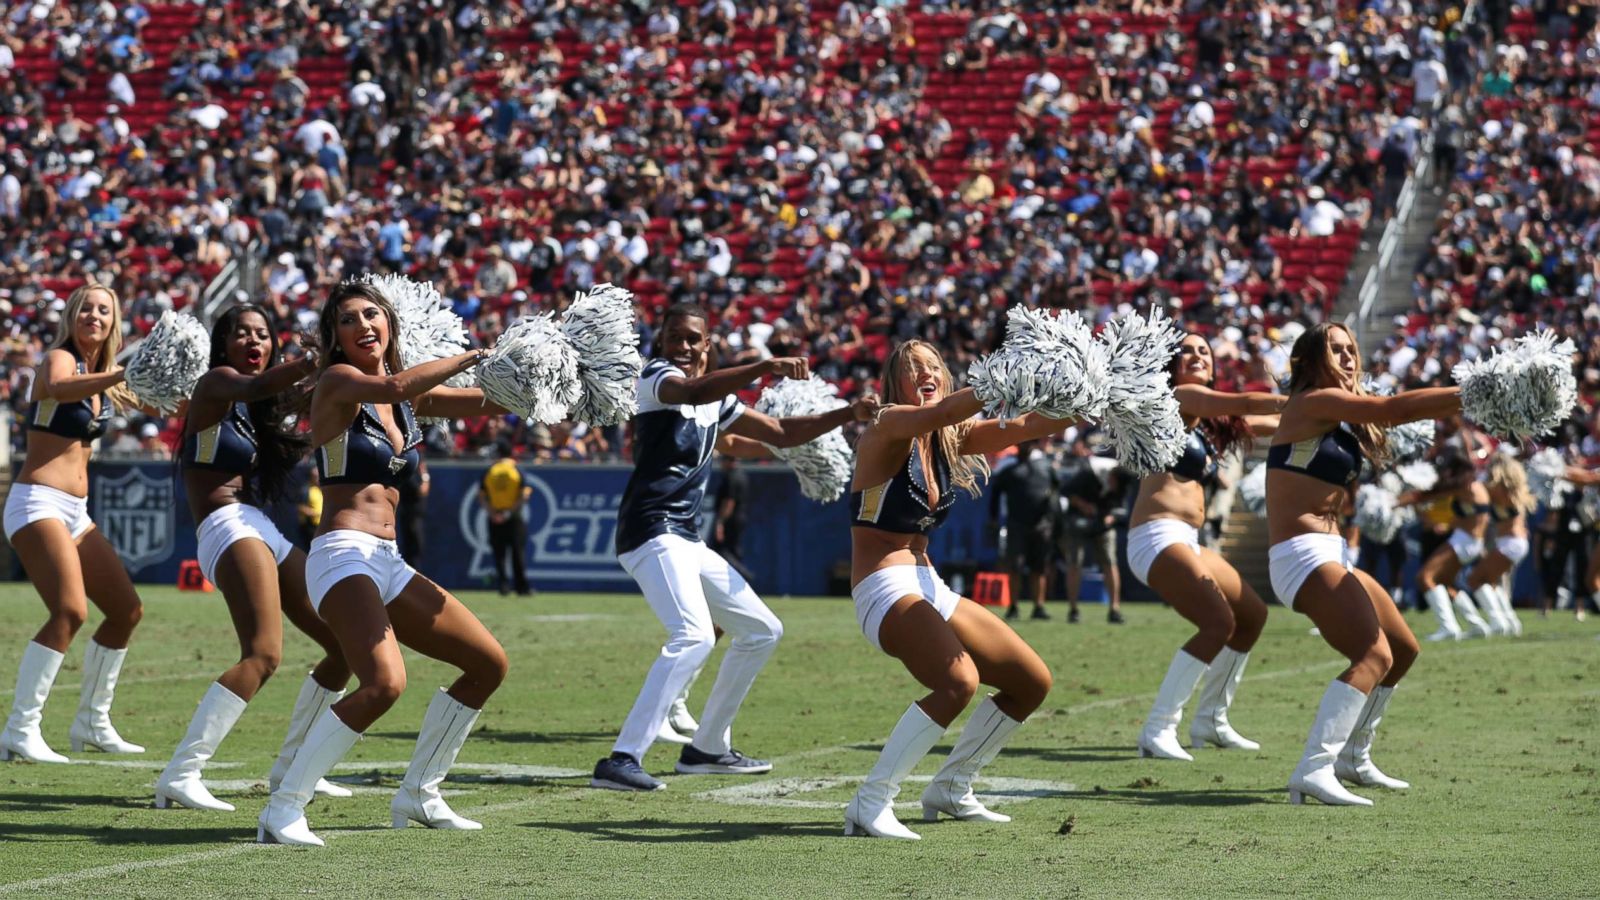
[0,0,1571,466]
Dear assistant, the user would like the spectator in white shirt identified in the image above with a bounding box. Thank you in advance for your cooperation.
[1298,186,1345,237]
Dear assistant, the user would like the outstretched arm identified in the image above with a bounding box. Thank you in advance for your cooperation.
[725,394,880,448]
[1296,386,1461,427]
[193,357,316,404]
[316,351,487,406]
[960,413,1078,457]
[414,386,511,419]
[656,357,808,407]
[869,387,985,441]
[1175,384,1286,418]
[31,349,127,403]
[716,433,774,459]
[1565,467,1600,487]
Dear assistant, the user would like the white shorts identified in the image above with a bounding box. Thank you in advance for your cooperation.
[1494,535,1529,566]
[1268,533,1354,610]
[196,504,295,586]
[1449,529,1484,565]
[3,482,94,542]
[1347,543,1361,570]
[852,565,962,654]
[304,530,417,612]
[1127,519,1200,585]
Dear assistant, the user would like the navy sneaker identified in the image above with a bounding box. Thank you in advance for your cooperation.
[675,745,773,775]
[591,753,665,792]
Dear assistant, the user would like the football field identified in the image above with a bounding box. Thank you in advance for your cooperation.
[0,587,1594,898]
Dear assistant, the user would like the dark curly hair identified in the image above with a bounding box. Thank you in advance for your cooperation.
[201,304,310,503]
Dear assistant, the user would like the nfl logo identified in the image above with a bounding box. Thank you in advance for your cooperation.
[92,468,176,573]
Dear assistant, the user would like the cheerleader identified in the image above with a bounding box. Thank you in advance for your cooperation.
[257,281,509,846]
[1414,451,1494,641]
[1128,333,1283,761]
[154,305,353,811]
[1,284,146,763]
[1460,453,1537,636]
[1266,323,1460,806]
[845,340,1063,840]
[591,303,878,792]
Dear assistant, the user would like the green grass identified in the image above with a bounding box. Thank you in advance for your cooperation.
[0,586,1594,899]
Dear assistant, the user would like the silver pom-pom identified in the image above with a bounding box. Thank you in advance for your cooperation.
[1527,447,1571,507]
[967,306,1110,421]
[1097,307,1187,476]
[477,314,582,425]
[560,283,643,427]
[1236,461,1267,517]
[123,310,210,415]
[1354,483,1413,544]
[1393,460,1438,493]
[1362,376,1435,462]
[362,273,474,388]
[755,376,853,502]
[1453,329,1578,442]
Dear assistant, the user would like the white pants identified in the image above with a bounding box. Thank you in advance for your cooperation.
[1127,519,1200,585]
[196,503,295,585]
[613,534,783,760]
[3,482,94,542]
[1494,535,1529,566]
[1448,529,1484,565]
[852,565,962,654]
[304,530,417,611]
[1268,533,1354,610]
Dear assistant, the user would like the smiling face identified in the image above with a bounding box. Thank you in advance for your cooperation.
[335,296,391,371]
[885,341,948,408]
[71,287,116,357]
[1171,333,1213,387]
[658,310,710,378]
[225,310,274,374]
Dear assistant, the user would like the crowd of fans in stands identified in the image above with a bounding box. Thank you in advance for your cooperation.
[0,0,1570,463]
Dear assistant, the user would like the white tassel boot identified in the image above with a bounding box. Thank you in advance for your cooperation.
[257,709,361,847]
[269,674,353,799]
[155,682,247,811]
[391,689,483,830]
[1472,585,1509,636]
[1137,650,1207,761]
[844,703,945,840]
[920,697,1022,823]
[0,642,70,763]
[1287,680,1374,807]
[1335,685,1409,790]
[1424,585,1464,642]
[1189,648,1261,751]
[1452,591,1494,639]
[1498,586,1524,637]
[69,640,144,753]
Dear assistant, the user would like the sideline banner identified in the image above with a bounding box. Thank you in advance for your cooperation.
[69,460,1002,596]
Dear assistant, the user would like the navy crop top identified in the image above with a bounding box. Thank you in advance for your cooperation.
[181,403,258,476]
[851,438,955,535]
[1489,503,1518,522]
[1266,427,1364,486]
[27,349,111,442]
[1167,427,1218,483]
[315,401,421,489]
[1453,496,1491,519]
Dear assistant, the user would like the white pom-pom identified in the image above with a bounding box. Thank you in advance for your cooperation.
[1453,329,1578,441]
[362,273,473,387]
[1354,483,1413,544]
[123,310,210,415]
[1236,461,1267,517]
[559,283,643,427]
[967,306,1110,421]
[1097,307,1186,476]
[1363,376,1435,462]
[1528,447,1571,507]
[1394,460,1438,492]
[476,314,582,425]
[755,376,853,502]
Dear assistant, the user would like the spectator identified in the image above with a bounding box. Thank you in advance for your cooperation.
[1055,433,1127,625]
[990,439,1059,621]
[479,440,533,597]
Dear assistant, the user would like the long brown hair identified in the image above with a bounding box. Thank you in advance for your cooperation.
[879,340,987,496]
[47,281,137,410]
[1169,331,1252,460]
[1287,322,1388,465]
[314,280,404,380]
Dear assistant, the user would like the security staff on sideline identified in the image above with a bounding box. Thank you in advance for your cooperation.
[479,439,533,596]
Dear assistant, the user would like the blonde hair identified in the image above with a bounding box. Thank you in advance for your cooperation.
[1487,453,1536,515]
[879,340,988,497]
[49,281,137,410]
